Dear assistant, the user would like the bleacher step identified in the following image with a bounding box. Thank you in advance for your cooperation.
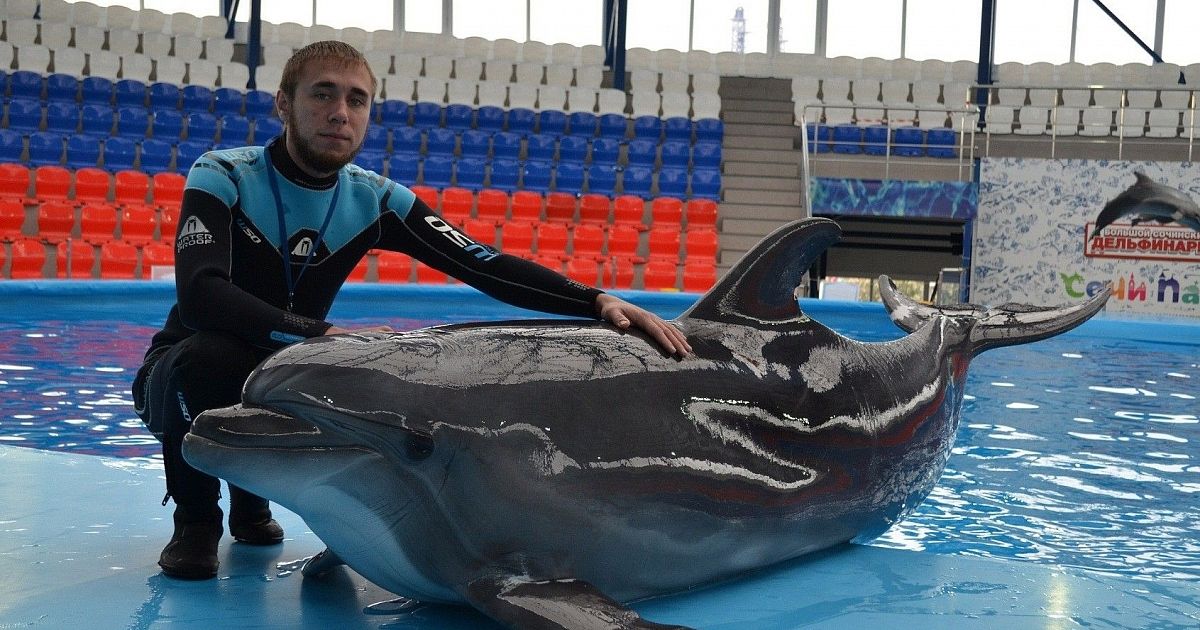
[723,160,798,178]
[722,135,794,151]
[722,174,802,193]
[722,110,795,126]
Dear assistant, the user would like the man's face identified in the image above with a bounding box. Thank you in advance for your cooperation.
[276,58,373,177]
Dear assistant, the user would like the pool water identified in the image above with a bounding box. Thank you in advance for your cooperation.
[0,284,1197,585]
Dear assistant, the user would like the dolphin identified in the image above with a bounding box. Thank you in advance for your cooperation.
[1090,170,1200,238]
[183,218,1110,630]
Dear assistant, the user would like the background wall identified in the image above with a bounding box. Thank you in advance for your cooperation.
[974,158,1200,319]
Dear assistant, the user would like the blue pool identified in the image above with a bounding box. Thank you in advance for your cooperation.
[1,282,1198,628]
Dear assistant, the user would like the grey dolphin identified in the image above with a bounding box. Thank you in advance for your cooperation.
[1090,170,1200,238]
[182,218,1110,630]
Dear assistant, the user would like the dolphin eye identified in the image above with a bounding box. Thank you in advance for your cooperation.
[405,433,434,461]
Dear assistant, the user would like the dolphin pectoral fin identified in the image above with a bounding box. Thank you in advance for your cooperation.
[300,547,345,578]
[465,574,693,630]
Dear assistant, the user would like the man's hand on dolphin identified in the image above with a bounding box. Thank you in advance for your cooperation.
[594,293,691,357]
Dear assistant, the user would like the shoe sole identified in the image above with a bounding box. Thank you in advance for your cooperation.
[159,563,218,580]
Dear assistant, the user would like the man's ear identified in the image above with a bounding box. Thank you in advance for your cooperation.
[275,90,288,119]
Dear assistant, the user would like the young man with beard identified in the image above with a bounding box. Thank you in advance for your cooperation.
[132,41,690,579]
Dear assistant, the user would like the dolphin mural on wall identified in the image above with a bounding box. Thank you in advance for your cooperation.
[183,218,1110,630]
[1090,170,1200,237]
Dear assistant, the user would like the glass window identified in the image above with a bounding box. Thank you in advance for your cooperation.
[778,0,817,54]
[235,2,312,26]
[994,0,1073,63]
[530,0,603,47]
[626,0,690,51]
[145,0,218,15]
[905,0,981,61]
[692,0,768,54]
[405,0,443,34]
[453,0,526,41]
[1163,0,1200,65]
[1074,0,1159,64]
[316,0,393,30]
[827,0,902,59]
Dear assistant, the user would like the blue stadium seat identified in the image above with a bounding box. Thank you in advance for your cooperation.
[444,103,473,131]
[66,133,102,168]
[488,159,520,192]
[597,113,627,140]
[176,140,212,173]
[832,124,863,154]
[425,128,456,156]
[411,102,442,128]
[218,115,251,145]
[459,129,490,158]
[182,85,214,113]
[186,112,219,143]
[567,111,598,137]
[454,157,487,190]
[525,133,556,162]
[536,110,567,136]
[420,155,454,188]
[252,117,283,143]
[690,167,721,200]
[490,131,521,160]
[585,164,617,196]
[892,126,925,157]
[862,125,888,156]
[114,79,148,107]
[694,117,723,142]
[353,151,387,173]
[80,104,115,137]
[557,135,588,163]
[806,123,831,153]
[102,137,137,171]
[363,125,389,154]
[8,71,43,100]
[149,82,182,110]
[659,141,690,169]
[80,77,114,105]
[505,108,536,135]
[632,115,662,141]
[213,87,245,117]
[152,109,185,141]
[663,117,692,142]
[590,138,620,166]
[45,102,80,134]
[554,162,584,194]
[625,139,657,168]
[692,140,722,168]
[46,74,79,102]
[6,98,43,132]
[656,167,688,198]
[392,126,422,154]
[621,166,653,198]
[521,160,552,192]
[243,90,275,119]
[28,132,64,167]
[378,100,410,128]
[926,127,957,158]
[476,105,505,133]
[139,138,174,174]
[116,106,150,139]
[0,129,23,162]
[386,153,419,182]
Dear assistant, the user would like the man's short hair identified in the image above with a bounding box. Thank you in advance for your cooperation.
[278,40,378,101]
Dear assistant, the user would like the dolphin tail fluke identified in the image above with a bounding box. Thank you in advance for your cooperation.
[879,275,1111,354]
[466,573,694,630]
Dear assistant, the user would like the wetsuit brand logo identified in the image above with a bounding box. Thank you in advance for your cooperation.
[291,237,314,257]
[176,217,214,253]
[236,218,262,244]
[424,216,499,261]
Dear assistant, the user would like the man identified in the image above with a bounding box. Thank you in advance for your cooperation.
[132,41,690,580]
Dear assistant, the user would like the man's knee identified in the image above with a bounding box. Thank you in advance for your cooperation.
[170,332,264,382]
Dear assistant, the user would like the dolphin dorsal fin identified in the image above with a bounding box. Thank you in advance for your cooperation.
[681,218,841,324]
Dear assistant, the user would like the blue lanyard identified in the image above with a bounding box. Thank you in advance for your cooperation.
[263,143,341,312]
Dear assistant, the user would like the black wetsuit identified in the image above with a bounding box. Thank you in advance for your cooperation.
[132,137,602,515]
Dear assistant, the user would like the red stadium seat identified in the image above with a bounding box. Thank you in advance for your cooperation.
[682,261,718,292]
[34,166,72,202]
[414,261,448,284]
[410,185,439,210]
[535,222,569,259]
[578,193,611,225]
[571,223,605,261]
[99,240,139,278]
[650,196,683,230]
[602,257,634,289]
[462,218,496,246]
[533,254,564,273]
[475,188,509,224]
[0,163,31,200]
[566,257,600,286]
[159,207,180,242]
[114,170,151,206]
[10,237,48,278]
[499,221,534,258]
[347,256,369,282]
[0,198,25,241]
[56,240,95,279]
[376,250,414,283]
[642,259,678,291]
[36,201,76,244]
[440,187,473,224]
[646,226,680,262]
[152,172,186,209]
[141,241,175,279]
[685,198,718,230]
[544,191,576,224]
[510,190,543,223]
[120,205,158,245]
[683,228,719,263]
[613,194,647,230]
[73,167,112,204]
[80,203,120,244]
[606,224,642,262]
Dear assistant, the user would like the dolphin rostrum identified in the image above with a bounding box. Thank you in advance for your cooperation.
[1090,170,1200,238]
[183,218,1111,630]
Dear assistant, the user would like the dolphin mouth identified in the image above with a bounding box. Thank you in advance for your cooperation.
[189,404,365,450]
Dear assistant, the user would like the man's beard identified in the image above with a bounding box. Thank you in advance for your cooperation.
[286,111,364,174]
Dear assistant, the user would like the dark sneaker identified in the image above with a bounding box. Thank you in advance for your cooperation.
[159,513,223,579]
[229,514,284,545]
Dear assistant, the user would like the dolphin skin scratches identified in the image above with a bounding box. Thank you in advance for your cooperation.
[183,218,1110,630]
